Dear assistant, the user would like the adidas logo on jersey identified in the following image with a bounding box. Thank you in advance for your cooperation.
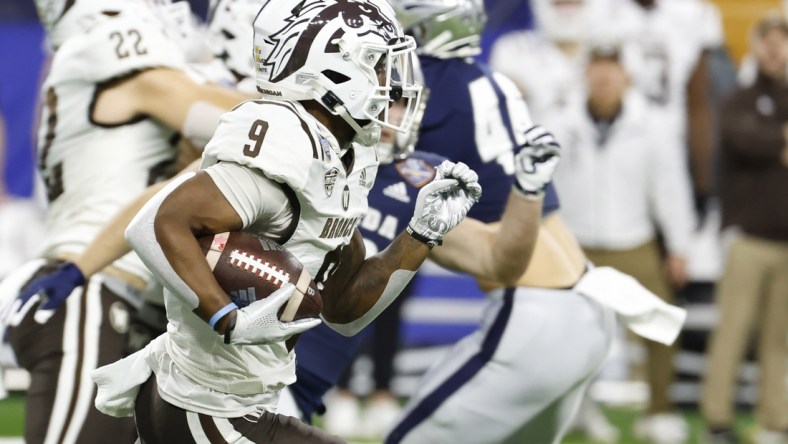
[383,182,410,203]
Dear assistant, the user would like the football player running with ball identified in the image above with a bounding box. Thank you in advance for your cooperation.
[89,0,479,442]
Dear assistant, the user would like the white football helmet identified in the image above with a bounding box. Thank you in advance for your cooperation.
[391,0,486,59]
[36,0,200,52]
[36,0,132,47]
[207,0,259,82]
[35,0,73,34]
[150,0,212,63]
[532,0,593,43]
[253,0,423,146]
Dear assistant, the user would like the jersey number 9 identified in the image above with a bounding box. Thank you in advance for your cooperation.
[243,119,269,158]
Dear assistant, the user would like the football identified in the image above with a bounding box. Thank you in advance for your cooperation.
[197,231,322,322]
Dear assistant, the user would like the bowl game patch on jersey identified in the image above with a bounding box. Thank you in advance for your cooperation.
[395,158,436,187]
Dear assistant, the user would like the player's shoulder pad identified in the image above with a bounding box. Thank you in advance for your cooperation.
[50,12,187,85]
[464,59,528,108]
[392,151,444,188]
[489,70,525,102]
[202,100,319,191]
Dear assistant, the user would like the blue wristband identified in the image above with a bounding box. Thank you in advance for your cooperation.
[209,302,238,330]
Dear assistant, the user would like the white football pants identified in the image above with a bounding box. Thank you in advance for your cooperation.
[386,286,616,444]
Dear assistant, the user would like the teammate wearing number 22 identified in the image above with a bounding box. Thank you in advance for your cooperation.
[87,1,480,443]
[0,0,248,443]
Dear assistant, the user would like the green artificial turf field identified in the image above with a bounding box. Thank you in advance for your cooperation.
[0,394,24,437]
[0,394,757,443]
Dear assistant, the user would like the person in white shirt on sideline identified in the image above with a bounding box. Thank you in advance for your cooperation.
[489,0,594,123]
[547,43,697,444]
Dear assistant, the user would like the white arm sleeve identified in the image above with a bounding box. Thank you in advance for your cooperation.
[182,101,227,149]
[125,163,292,309]
[125,172,201,308]
[203,161,292,234]
[321,269,416,337]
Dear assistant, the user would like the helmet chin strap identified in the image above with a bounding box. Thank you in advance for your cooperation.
[338,106,381,147]
[307,80,381,147]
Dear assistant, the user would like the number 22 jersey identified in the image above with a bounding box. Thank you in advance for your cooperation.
[38,6,186,284]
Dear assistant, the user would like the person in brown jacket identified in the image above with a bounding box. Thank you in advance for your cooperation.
[701,12,788,444]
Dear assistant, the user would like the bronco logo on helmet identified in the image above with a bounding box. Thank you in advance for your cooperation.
[263,0,398,83]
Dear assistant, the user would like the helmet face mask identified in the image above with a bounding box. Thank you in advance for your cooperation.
[35,0,70,32]
[355,37,422,134]
[376,87,429,164]
[253,0,423,145]
[207,0,259,81]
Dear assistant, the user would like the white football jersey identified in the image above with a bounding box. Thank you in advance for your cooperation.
[154,99,379,415]
[37,8,187,283]
[610,0,723,128]
[203,99,378,281]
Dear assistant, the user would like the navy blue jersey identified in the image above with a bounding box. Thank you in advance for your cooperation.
[292,151,447,421]
[418,55,560,217]
[290,58,563,419]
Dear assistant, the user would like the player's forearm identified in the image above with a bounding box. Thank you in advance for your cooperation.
[76,162,203,278]
[135,69,248,147]
[432,190,541,285]
[153,211,235,329]
[125,173,238,332]
[75,180,170,278]
[322,232,428,327]
[489,190,542,283]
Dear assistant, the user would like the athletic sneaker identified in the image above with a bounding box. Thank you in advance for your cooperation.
[570,397,620,443]
[322,392,362,438]
[634,412,689,444]
[755,429,788,444]
[360,396,402,438]
[702,428,739,444]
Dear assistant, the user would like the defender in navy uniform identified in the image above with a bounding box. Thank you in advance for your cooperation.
[417,55,561,223]
[277,79,563,425]
[279,0,565,431]
[411,0,563,225]
[383,2,686,443]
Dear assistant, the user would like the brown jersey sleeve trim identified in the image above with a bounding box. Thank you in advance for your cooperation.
[247,99,321,160]
[275,182,301,246]
[88,68,156,128]
[198,414,230,444]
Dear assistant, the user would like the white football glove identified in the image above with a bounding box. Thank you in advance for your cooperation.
[514,125,561,196]
[407,161,482,246]
[224,284,321,345]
